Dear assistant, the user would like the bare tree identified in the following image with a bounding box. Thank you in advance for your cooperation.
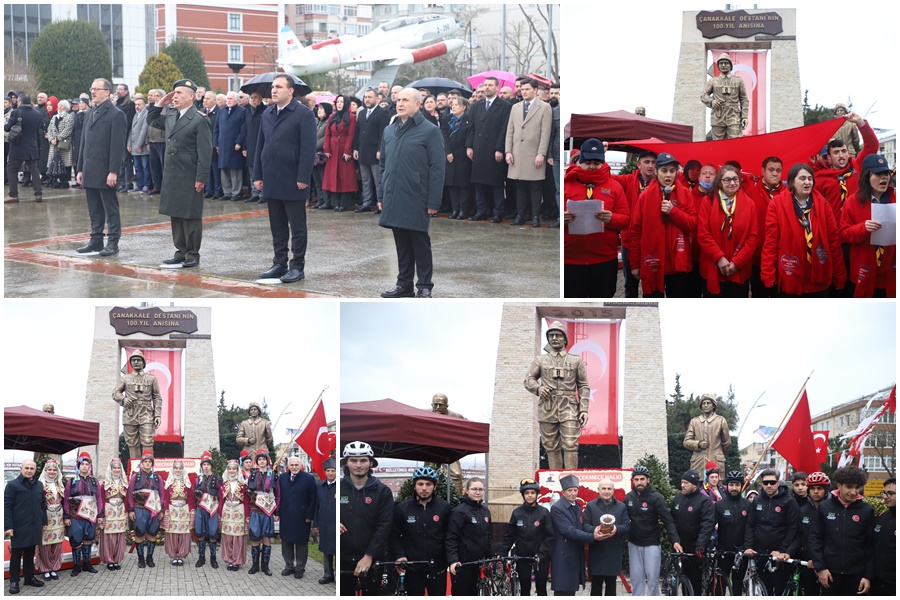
[517,4,559,80]
[503,20,543,76]
[5,51,39,98]
[868,428,896,478]
[250,42,278,78]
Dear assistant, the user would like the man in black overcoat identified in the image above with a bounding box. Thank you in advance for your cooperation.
[353,87,389,213]
[276,456,317,579]
[4,93,45,203]
[315,458,337,584]
[465,76,511,222]
[4,460,47,594]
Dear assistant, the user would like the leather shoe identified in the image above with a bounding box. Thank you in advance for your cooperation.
[380,286,415,298]
[204,192,214,198]
[98,242,119,256]
[294,570,305,579]
[182,258,199,268]
[531,217,541,228]
[373,208,382,214]
[25,578,44,587]
[468,213,487,221]
[510,219,525,226]
[354,206,370,213]
[9,581,19,594]
[76,240,104,253]
[318,575,335,584]
[162,257,184,265]
[549,220,560,228]
[415,288,433,298]
[281,567,295,576]
[491,216,503,223]
[280,268,304,283]
[259,264,287,279]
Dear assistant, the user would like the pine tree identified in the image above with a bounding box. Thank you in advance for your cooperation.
[136,53,183,96]
[161,37,210,89]
[29,20,112,99]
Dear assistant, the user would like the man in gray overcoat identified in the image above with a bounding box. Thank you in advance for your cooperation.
[147,79,212,268]
[4,460,47,594]
[377,88,445,298]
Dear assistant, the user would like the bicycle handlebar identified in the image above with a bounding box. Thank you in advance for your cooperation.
[375,560,436,568]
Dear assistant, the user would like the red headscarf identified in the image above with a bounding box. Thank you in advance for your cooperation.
[46,95,58,117]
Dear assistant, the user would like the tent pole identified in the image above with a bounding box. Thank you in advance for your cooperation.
[445,463,450,502]
[484,453,489,505]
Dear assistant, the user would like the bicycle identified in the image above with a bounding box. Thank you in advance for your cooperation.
[374,560,435,596]
[661,551,696,596]
[701,549,738,596]
[740,552,775,596]
[456,557,511,596]
[779,558,810,596]
[502,554,538,596]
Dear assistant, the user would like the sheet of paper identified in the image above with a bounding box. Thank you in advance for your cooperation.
[871,203,896,247]
[566,199,604,235]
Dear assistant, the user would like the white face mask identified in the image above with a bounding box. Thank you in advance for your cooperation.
[699,180,714,191]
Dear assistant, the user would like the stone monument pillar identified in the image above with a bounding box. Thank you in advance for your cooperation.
[488,303,668,523]
[673,8,802,141]
[83,306,219,470]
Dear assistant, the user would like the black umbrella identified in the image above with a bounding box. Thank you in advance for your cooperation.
[408,77,472,98]
[240,72,312,99]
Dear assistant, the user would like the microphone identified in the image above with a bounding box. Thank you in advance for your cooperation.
[663,185,673,220]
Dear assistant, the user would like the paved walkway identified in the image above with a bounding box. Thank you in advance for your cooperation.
[4,187,559,298]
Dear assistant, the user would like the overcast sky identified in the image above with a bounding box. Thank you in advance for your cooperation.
[341,300,895,468]
[2,299,338,464]
[562,1,897,139]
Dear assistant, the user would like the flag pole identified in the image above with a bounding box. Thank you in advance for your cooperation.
[743,371,813,491]
[275,385,328,471]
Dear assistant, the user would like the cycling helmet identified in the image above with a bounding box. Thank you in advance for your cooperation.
[632,465,651,478]
[519,478,541,495]
[725,471,744,485]
[806,472,830,487]
[412,466,440,483]
[341,441,377,467]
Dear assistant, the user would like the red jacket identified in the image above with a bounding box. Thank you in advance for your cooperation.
[322,112,358,193]
[761,189,846,295]
[749,179,782,265]
[564,162,630,265]
[696,189,758,294]
[691,185,714,263]
[840,187,896,297]
[629,179,696,295]
[816,120,879,220]
[613,170,653,254]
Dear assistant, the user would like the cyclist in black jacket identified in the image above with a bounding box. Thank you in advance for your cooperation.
[339,441,394,596]
[671,470,715,594]
[715,471,751,592]
[498,478,554,596]
[809,466,874,596]
[743,469,800,595]
[872,477,895,596]
[390,466,451,596]
[797,472,829,596]
[624,465,679,596]
[446,477,491,596]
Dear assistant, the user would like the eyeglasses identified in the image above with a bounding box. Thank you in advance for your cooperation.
[468,487,485,492]
[882,491,896,497]
[722,176,740,184]
[761,480,778,486]
[89,87,109,92]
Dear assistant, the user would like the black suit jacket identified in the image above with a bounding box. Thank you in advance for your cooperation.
[353,105,389,165]
[4,105,43,161]
[76,99,127,189]
[465,97,511,186]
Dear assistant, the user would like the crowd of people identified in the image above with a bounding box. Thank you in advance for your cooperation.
[564,110,896,298]
[4,73,559,292]
[340,440,895,597]
[4,449,337,594]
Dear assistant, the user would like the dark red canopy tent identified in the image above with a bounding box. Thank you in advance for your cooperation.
[565,110,694,149]
[340,399,490,464]
[4,405,100,454]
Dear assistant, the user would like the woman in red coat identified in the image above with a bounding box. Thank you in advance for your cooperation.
[563,138,630,298]
[761,163,846,296]
[840,154,896,297]
[322,95,358,212]
[628,152,697,297]
[696,165,758,297]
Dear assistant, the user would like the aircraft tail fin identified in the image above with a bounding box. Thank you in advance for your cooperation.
[359,64,401,98]
[278,25,303,66]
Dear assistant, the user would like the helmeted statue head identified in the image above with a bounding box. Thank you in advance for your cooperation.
[248,401,261,417]
[546,321,568,349]
[700,393,718,414]
[716,53,733,71]
[834,103,848,117]
[635,106,646,116]
[129,349,146,370]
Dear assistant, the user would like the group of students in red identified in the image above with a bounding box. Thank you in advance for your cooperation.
[564,112,895,298]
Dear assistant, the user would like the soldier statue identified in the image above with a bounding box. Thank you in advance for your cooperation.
[236,401,274,457]
[831,103,860,157]
[112,349,162,459]
[524,321,590,469]
[683,393,732,477]
[701,53,749,140]
[431,393,465,494]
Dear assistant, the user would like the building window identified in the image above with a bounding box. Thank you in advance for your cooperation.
[862,455,893,472]
[344,23,357,35]
[228,13,242,33]
[344,6,357,17]
[228,45,243,63]
[295,5,303,16]
[318,22,328,34]
[328,5,339,16]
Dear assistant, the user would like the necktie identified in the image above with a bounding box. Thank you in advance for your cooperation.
[175,110,180,123]
[523,102,530,119]
[485,99,491,111]
[367,108,372,119]
[291,474,295,482]
[205,108,209,116]
[228,107,231,115]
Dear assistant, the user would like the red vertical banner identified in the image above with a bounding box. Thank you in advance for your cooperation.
[125,348,183,442]
[545,319,621,445]
[711,49,768,136]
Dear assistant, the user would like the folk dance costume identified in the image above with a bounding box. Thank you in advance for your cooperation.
[99,458,128,570]
[36,459,66,580]
[247,449,279,576]
[163,461,195,565]
[194,451,222,568]
[63,452,104,577]
[126,449,166,568]
[219,460,250,571]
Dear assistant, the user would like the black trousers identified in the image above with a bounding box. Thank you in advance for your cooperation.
[391,227,433,291]
[757,557,789,595]
[822,572,867,596]
[474,183,504,217]
[171,217,202,261]
[451,565,479,596]
[340,559,379,596]
[515,179,543,221]
[565,260,618,298]
[705,280,750,298]
[749,264,775,298]
[85,186,121,242]
[590,574,617,595]
[520,558,549,596]
[9,545,36,583]
[205,150,222,196]
[404,565,446,596]
[267,198,307,269]
[149,142,165,191]
[6,157,42,198]
[281,541,308,572]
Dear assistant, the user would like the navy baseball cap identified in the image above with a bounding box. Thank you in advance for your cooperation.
[861,154,891,174]
[656,152,679,168]
[580,138,605,162]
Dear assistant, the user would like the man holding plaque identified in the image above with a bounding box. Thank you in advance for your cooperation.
[127,449,165,568]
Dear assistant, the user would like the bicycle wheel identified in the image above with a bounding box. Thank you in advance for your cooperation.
[676,574,695,596]
[782,580,799,596]
[743,574,768,596]
[477,580,490,596]
[713,573,733,596]
[509,572,521,596]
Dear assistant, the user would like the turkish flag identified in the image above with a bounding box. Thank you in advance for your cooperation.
[813,431,829,464]
[771,390,820,474]
[295,399,334,479]
[887,386,896,414]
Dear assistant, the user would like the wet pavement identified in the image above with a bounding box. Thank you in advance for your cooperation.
[4,187,560,298]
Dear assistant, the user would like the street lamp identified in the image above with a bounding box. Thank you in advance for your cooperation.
[227,62,245,93]
[737,390,768,444]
